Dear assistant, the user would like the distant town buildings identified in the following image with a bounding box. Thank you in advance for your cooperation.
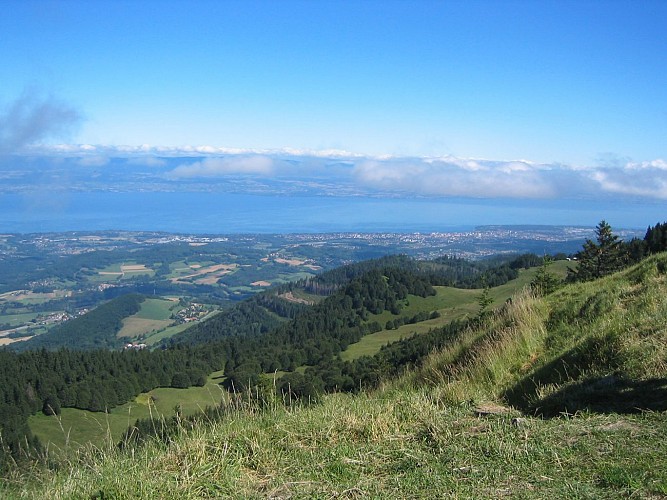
[124,342,147,350]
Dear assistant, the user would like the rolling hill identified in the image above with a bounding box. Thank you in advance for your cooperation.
[4,254,667,498]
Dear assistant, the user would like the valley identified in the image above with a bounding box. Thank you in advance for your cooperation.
[26,261,571,448]
[2,222,665,499]
[0,226,607,346]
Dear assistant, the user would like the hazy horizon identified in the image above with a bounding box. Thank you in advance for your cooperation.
[1,2,666,232]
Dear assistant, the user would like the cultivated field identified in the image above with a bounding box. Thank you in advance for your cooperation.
[169,263,238,285]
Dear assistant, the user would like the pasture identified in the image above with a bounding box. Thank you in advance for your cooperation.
[341,262,571,361]
[92,262,155,283]
[116,298,177,339]
[29,370,228,452]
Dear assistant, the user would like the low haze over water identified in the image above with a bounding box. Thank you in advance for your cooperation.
[0,192,655,234]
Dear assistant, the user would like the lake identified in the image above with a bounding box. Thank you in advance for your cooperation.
[0,191,656,234]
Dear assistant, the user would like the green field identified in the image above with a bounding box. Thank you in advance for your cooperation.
[117,298,177,339]
[96,263,123,274]
[1,312,42,327]
[29,370,228,452]
[142,322,193,345]
[134,297,178,320]
[90,262,155,283]
[341,287,477,361]
[117,297,218,344]
[341,262,571,361]
[166,260,216,279]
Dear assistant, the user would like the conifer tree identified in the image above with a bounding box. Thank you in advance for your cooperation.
[645,222,667,254]
[530,256,562,295]
[477,282,492,318]
[569,220,625,281]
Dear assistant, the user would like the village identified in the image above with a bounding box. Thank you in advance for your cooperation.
[35,309,89,326]
[171,302,210,324]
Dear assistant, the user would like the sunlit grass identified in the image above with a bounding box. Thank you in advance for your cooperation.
[11,389,667,498]
[9,257,667,498]
[29,371,228,453]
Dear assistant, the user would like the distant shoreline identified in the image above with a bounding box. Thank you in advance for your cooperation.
[0,191,651,234]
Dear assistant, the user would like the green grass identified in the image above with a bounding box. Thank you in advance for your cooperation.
[342,286,478,360]
[8,257,667,498]
[141,309,221,345]
[135,297,177,320]
[408,254,667,413]
[142,322,193,345]
[0,293,62,306]
[343,264,567,361]
[87,261,155,283]
[0,312,41,327]
[341,326,427,360]
[166,260,215,279]
[28,371,229,452]
[117,298,177,339]
[13,390,667,498]
[96,263,123,274]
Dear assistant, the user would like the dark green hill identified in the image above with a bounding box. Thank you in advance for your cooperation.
[13,293,145,351]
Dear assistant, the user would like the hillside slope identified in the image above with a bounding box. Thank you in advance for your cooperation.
[4,255,667,498]
[409,252,667,416]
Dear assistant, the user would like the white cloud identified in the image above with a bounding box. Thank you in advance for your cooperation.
[590,162,667,199]
[353,158,558,198]
[77,155,109,167]
[625,159,667,171]
[167,156,275,178]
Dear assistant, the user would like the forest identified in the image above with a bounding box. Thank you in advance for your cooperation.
[1,221,665,472]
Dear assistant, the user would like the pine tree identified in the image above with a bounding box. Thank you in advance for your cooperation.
[477,283,492,318]
[570,220,625,281]
[645,222,667,254]
[530,256,562,295]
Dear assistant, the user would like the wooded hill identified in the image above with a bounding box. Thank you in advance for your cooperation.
[1,223,666,497]
[1,221,666,490]
[0,251,542,470]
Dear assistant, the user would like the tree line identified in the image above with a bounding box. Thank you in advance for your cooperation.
[568,220,667,282]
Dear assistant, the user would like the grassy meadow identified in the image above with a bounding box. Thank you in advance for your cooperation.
[341,286,478,361]
[117,297,177,340]
[116,297,218,345]
[28,370,228,453]
[342,261,570,361]
[8,256,667,498]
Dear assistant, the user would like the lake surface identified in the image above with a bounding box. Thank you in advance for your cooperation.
[0,191,656,234]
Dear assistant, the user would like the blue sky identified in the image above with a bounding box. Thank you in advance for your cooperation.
[1,0,667,227]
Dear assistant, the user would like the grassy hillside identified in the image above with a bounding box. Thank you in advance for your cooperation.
[4,256,666,498]
[343,261,570,361]
[28,370,229,453]
[408,254,667,415]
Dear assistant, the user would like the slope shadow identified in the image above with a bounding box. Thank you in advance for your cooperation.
[506,375,667,418]
[503,335,622,414]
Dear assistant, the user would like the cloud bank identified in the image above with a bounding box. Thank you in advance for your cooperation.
[352,158,559,198]
[167,156,275,178]
[12,143,667,202]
